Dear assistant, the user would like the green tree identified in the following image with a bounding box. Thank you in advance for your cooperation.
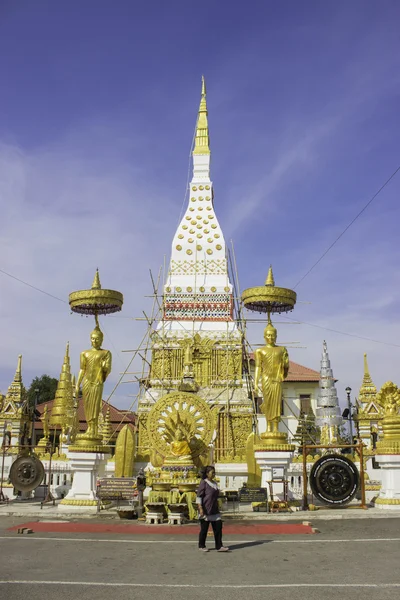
[27,375,58,407]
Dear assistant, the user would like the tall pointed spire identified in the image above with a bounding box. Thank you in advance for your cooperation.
[315,340,342,444]
[92,268,101,290]
[358,353,377,406]
[102,406,113,446]
[49,342,73,432]
[265,266,275,286]
[4,355,24,407]
[193,75,210,156]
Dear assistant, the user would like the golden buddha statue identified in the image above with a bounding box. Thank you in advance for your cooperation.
[254,317,289,435]
[164,428,193,465]
[75,323,112,442]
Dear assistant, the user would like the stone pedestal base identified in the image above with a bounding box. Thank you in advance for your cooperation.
[146,511,163,524]
[59,451,109,510]
[168,513,184,525]
[254,450,294,500]
[374,454,400,509]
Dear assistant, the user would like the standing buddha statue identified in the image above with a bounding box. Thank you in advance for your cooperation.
[254,316,289,436]
[75,321,112,446]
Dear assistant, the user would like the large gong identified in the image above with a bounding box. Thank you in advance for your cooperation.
[310,454,359,505]
[9,455,45,493]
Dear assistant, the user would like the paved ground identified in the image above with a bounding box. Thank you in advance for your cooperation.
[0,516,399,600]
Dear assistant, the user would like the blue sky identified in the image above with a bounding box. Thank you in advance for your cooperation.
[1,1,399,410]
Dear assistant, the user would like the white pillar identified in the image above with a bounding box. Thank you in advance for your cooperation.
[374,454,400,509]
[58,451,109,511]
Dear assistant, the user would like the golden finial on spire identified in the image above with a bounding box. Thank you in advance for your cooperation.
[92,269,101,290]
[265,266,275,287]
[15,354,22,381]
[363,353,370,377]
[3,354,24,409]
[358,352,377,406]
[193,75,210,155]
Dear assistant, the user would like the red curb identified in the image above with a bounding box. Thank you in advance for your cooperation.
[7,521,314,535]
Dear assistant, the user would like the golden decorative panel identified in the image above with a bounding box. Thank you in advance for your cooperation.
[147,391,214,460]
[169,258,227,276]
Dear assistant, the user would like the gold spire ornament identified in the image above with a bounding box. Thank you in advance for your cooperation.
[358,353,378,405]
[68,270,123,452]
[242,267,296,450]
[49,342,73,437]
[0,355,29,454]
[192,75,210,155]
[101,406,113,446]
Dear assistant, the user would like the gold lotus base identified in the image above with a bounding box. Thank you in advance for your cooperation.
[60,499,99,506]
[69,434,109,453]
[255,431,295,452]
[374,497,400,506]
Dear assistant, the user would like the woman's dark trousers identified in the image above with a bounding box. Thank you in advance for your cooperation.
[199,519,223,549]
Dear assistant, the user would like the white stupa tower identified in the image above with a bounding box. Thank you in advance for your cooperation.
[137,79,252,474]
[315,340,342,444]
[160,76,237,337]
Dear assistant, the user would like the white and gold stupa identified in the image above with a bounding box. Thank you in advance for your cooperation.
[137,79,253,481]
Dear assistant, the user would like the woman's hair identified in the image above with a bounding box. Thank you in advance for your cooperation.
[201,465,215,479]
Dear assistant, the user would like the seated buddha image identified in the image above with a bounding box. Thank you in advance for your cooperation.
[164,428,193,465]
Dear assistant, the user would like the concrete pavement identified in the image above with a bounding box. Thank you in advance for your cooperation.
[0,516,399,600]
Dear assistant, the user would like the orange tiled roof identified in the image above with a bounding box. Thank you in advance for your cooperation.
[249,355,320,382]
[34,398,136,433]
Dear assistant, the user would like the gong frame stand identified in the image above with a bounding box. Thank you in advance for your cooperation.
[41,429,56,508]
[301,442,367,511]
[0,421,11,504]
[0,439,8,504]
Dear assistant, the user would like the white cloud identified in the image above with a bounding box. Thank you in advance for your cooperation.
[0,128,176,409]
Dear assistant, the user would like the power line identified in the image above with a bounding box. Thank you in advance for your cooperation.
[294,163,400,289]
[282,314,400,348]
[0,268,67,303]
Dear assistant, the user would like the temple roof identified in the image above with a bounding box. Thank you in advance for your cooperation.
[249,355,320,382]
[34,398,136,433]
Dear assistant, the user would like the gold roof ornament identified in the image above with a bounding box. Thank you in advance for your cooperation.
[358,353,377,406]
[1,355,24,416]
[101,406,113,446]
[241,265,296,314]
[265,265,275,286]
[193,75,210,156]
[69,269,123,316]
[49,342,73,431]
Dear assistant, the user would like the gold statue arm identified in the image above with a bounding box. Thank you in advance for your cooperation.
[102,350,112,381]
[282,347,289,380]
[254,349,262,395]
[75,352,86,395]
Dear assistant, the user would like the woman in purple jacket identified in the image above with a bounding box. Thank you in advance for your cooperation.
[196,466,229,552]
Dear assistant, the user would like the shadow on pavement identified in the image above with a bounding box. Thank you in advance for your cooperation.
[227,540,271,551]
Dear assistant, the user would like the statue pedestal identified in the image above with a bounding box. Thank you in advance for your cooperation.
[374,454,400,509]
[254,449,294,500]
[59,451,109,511]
